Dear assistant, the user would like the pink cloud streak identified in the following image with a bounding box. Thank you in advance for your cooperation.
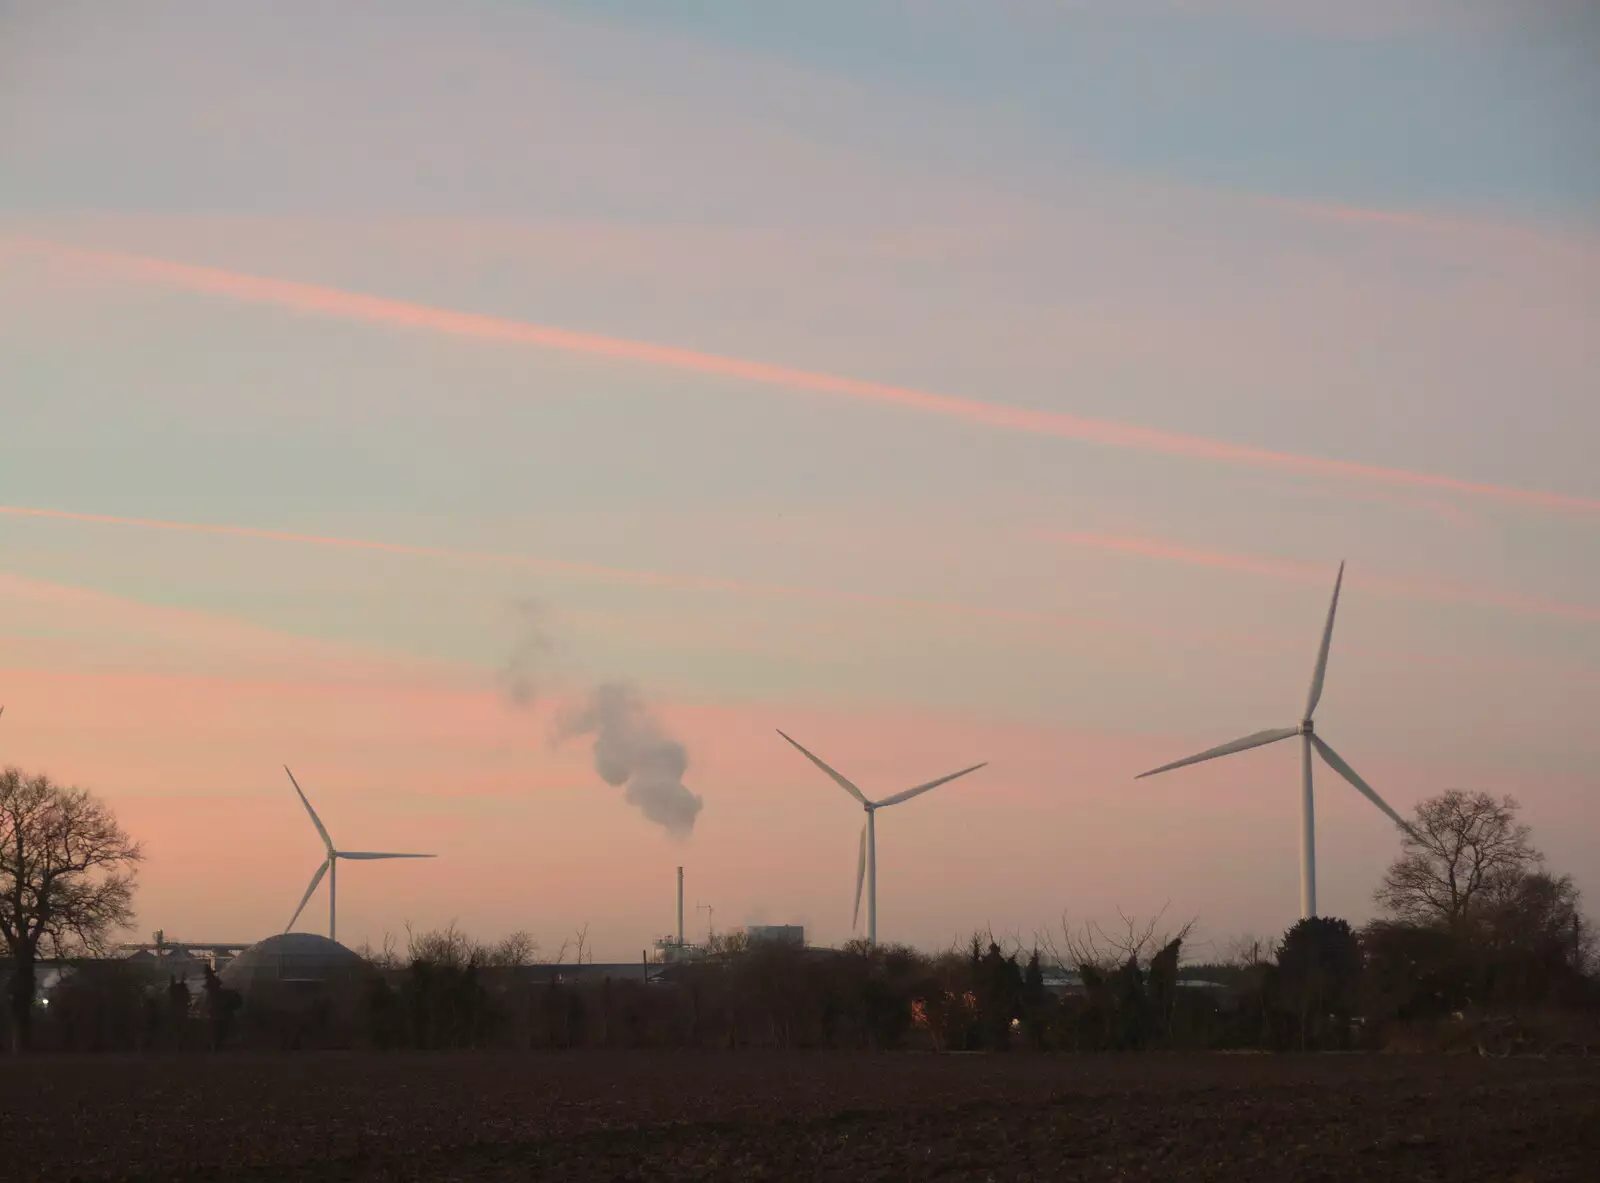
[9,236,1596,515]
[1044,531,1600,624]
[0,503,1246,647]
[10,507,1593,688]
[0,569,472,696]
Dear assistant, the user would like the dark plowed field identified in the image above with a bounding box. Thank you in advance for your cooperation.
[6,1052,1597,1181]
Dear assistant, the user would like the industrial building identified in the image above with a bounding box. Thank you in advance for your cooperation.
[746,925,805,947]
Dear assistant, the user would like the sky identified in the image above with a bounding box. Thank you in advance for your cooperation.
[1,0,1597,961]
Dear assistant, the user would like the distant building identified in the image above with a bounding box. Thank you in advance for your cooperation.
[1036,966,1236,999]
[652,935,706,965]
[118,934,251,974]
[746,924,805,948]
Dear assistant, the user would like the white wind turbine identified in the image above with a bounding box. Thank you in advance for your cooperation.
[283,766,435,944]
[777,731,986,947]
[1136,562,1413,920]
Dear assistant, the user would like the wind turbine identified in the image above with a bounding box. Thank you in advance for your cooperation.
[283,766,435,944]
[777,731,985,947]
[1136,562,1413,920]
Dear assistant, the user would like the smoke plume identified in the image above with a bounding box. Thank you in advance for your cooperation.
[499,598,554,706]
[554,681,704,839]
[496,599,702,837]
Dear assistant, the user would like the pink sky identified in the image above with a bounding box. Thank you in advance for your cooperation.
[4,560,1594,957]
[0,634,1468,955]
[2,1,1595,960]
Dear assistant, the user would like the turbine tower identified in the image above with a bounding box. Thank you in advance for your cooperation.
[1136,562,1413,920]
[777,730,985,947]
[283,766,435,944]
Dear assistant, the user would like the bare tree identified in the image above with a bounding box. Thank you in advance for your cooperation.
[395,925,544,969]
[1222,933,1269,969]
[1376,791,1541,927]
[1044,907,1195,972]
[1,767,142,1051]
[356,930,401,971]
[1477,868,1590,966]
[405,920,476,968]
[485,930,540,968]
[705,928,749,957]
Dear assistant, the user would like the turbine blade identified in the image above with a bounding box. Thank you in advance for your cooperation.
[335,852,436,860]
[776,730,869,805]
[876,762,987,807]
[1309,734,1415,835]
[1305,562,1345,720]
[284,766,334,853]
[1136,726,1300,779]
[853,824,866,930]
[286,860,329,932]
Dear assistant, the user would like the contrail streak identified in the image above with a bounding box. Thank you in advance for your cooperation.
[3,506,1582,676]
[12,236,1598,515]
[0,503,1151,639]
[1044,531,1600,625]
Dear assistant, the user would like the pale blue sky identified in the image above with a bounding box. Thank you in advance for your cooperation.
[536,0,1600,216]
[6,2,1598,217]
[1,0,1596,955]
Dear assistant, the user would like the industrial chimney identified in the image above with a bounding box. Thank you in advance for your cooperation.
[676,866,685,948]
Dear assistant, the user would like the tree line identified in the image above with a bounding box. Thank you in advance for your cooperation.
[3,765,1596,1054]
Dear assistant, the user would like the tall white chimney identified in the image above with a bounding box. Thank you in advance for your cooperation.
[676,866,685,947]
